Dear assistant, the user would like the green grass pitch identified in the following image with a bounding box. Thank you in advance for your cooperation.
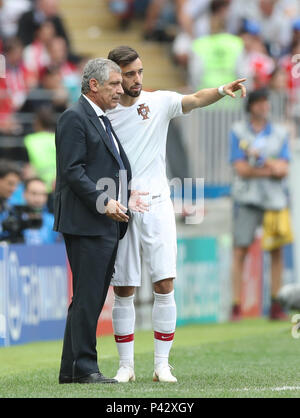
[0,318,300,398]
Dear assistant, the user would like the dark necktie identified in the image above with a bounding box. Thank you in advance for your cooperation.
[100,115,128,207]
[100,115,125,170]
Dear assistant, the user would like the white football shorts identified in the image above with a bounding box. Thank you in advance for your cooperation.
[111,196,177,287]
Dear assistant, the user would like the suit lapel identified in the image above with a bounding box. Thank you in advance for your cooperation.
[89,114,117,158]
[79,95,119,164]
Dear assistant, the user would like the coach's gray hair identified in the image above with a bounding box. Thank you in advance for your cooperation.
[81,58,121,94]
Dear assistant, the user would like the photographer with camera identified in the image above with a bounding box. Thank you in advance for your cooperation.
[0,159,22,242]
[22,177,59,245]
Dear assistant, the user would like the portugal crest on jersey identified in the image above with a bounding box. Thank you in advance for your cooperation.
[137,103,150,120]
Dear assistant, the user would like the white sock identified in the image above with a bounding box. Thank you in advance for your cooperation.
[152,290,177,369]
[112,294,135,368]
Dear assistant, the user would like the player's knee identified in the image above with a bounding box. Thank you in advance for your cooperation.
[153,278,174,294]
[114,286,135,297]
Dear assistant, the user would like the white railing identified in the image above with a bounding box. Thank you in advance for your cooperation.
[176,95,296,188]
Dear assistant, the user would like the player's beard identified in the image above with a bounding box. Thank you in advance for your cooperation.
[123,84,142,98]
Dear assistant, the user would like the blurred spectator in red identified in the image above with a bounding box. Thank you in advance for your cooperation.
[0,0,31,40]
[280,38,300,137]
[236,20,275,91]
[3,37,35,112]
[23,19,56,85]
[0,79,19,136]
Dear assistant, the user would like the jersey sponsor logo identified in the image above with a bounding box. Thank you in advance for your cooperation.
[137,103,150,120]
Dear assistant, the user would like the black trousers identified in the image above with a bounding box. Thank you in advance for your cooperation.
[60,231,118,378]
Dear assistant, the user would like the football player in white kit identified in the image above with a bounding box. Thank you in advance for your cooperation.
[107,46,246,383]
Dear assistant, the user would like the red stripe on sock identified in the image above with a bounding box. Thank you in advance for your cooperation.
[154,331,175,341]
[114,334,134,343]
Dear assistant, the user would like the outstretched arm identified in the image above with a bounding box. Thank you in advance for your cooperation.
[182,78,247,114]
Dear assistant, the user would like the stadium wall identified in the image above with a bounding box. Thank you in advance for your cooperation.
[0,239,296,347]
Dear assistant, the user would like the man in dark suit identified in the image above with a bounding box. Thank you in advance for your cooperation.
[54,58,145,384]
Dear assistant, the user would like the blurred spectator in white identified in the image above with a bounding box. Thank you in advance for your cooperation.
[47,37,81,103]
[188,0,243,95]
[172,0,212,68]
[236,20,275,91]
[23,177,60,245]
[269,67,289,121]
[23,19,56,85]
[228,0,299,58]
[24,106,56,193]
[0,0,31,40]
[143,0,177,42]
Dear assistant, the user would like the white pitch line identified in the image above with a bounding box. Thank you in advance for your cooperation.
[198,386,300,392]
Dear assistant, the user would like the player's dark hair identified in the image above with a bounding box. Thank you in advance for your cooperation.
[0,160,22,179]
[108,46,139,67]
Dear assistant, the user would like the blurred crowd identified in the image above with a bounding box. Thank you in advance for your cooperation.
[0,0,88,244]
[0,0,300,245]
[110,0,300,127]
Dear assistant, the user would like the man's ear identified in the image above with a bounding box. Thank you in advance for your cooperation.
[89,78,99,92]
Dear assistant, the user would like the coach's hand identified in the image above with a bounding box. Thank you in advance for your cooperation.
[105,199,129,222]
[129,190,149,213]
[223,78,247,99]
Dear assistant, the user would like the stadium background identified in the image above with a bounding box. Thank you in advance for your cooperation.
[0,0,300,348]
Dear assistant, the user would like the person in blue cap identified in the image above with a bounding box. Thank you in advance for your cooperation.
[237,19,275,90]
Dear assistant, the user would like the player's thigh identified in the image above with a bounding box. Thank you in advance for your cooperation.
[111,214,143,287]
[141,198,177,284]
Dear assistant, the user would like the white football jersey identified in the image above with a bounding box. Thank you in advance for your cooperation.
[107,90,184,196]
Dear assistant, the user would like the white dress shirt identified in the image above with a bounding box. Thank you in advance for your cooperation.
[82,94,121,153]
[82,94,123,203]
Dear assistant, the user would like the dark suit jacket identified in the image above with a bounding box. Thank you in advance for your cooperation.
[53,95,132,239]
